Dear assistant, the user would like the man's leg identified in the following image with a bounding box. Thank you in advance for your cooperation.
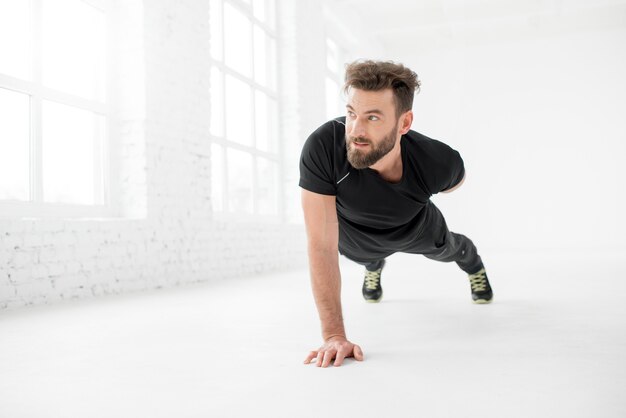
[341,253,386,303]
[423,231,484,275]
[408,202,493,303]
[362,259,385,271]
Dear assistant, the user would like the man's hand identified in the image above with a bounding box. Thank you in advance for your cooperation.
[303,336,364,368]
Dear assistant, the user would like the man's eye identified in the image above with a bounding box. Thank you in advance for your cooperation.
[369,115,379,121]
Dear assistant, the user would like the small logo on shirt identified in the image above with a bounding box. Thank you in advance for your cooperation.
[337,172,350,184]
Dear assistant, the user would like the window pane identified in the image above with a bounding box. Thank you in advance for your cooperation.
[257,157,277,215]
[211,143,224,212]
[252,0,266,23]
[0,1,31,80]
[42,100,103,205]
[253,25,267,87]
[210,67,224,137]
[42,0,106,101]
[325,77,340,120]
[266,36,277,91]
[225,75,253,146]
[326,38,339,73]
[224,3,252,77]
[0,88,30,201]
[209,0,223,61]
[227,148,253,214]
[267,0,276,29]
[255,91,277,153]
[253,26,276,89]
[326,38,338,73]
[252,0,275,29]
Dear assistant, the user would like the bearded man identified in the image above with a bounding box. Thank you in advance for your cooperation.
[299,60,494,368]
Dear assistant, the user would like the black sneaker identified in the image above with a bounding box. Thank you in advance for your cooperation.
[362,260,385,303]
[468,268,493,304]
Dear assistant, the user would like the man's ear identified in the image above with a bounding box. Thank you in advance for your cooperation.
[399,110,413,135]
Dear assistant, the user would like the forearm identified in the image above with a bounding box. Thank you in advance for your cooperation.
[307,246,345,341]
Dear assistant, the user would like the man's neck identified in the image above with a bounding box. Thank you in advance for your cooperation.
[369,139,403,183]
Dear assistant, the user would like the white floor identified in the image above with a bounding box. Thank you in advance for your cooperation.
[1,251,625,418]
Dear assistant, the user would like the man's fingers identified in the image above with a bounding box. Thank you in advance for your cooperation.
[353,344,364,361]
[333,348,348,367]
[304,351,318,364]
[305,342,364,367]
[315,350,325,367]
[321,350,335,368]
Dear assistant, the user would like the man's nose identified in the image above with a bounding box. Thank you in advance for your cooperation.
[349,117,367,138]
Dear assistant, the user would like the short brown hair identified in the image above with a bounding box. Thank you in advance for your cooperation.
[343,60,420,117]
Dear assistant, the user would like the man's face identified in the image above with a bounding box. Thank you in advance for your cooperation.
[345,88,400,169]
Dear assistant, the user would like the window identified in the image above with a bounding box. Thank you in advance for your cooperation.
[209,0,280,218]
[0,0,108,217]
[325,37,344,120]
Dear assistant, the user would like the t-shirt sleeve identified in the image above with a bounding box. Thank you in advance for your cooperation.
[298,127,337,196]
[424,140,465,195]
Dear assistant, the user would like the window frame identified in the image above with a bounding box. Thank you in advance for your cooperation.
[0,0,113,219]
[209,0,284,222]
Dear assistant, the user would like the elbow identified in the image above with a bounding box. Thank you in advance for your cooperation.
[441,173,466,194]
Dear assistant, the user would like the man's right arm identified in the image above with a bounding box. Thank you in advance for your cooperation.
[301,189,364,367]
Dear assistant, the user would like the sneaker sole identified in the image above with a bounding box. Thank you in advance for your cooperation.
[473,298,492,304]
[364,294,383,303]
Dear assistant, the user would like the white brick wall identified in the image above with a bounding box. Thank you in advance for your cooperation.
[1,0,336,311]
[1,214,307,310]
[0,0,390,311]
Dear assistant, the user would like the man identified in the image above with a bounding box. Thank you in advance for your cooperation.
[299,60,494,368]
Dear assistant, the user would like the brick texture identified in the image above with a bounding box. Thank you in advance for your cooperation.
[0,0,329,311]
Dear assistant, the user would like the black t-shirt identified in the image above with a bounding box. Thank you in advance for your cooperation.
[299,116,465,261]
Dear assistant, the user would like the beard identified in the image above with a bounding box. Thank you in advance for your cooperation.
[346,122,398,169]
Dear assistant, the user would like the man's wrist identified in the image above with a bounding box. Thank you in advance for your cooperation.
[324,333,347,342]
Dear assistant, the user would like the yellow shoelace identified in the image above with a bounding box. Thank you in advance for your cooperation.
[364,269,382,290]
[468,268,487,292]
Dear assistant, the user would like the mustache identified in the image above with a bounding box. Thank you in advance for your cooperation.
[347,136,372,145]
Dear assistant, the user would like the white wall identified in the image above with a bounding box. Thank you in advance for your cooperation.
[0,0,313,310]
[382,11,626,256]
[9,1,614,310]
